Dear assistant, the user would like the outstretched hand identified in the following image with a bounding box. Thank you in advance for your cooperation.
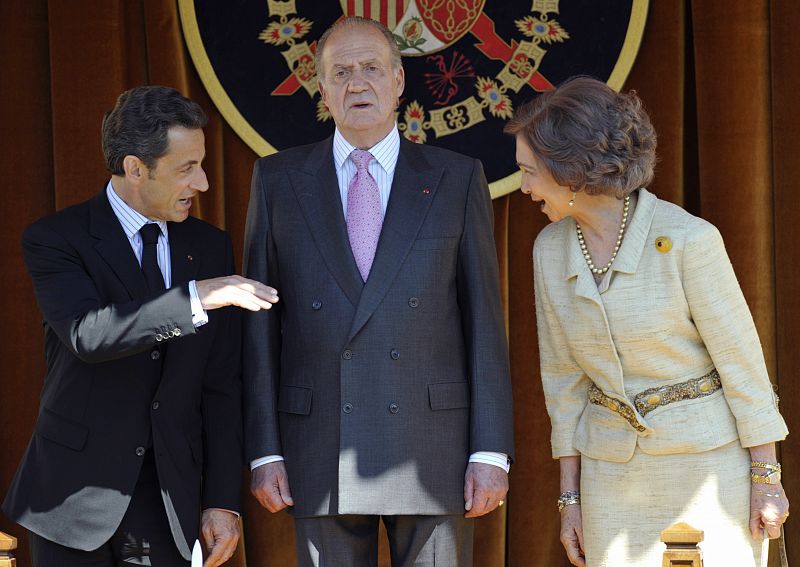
[196,275,279,311]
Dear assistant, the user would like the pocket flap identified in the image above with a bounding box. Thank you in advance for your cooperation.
[278,385,313,415]
[428,382,470,410]
[36,407,88,451]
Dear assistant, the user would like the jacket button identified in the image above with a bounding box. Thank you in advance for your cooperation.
[408,297,419,308]
[150,349,161,360]
[174,327,181,337]
[342,349,352,360]
[342,403,353,414]
[135,446,146,457]
[155,334,164,342]
[390,349,400,360]
[152,401,160,410]
[312,300,323,310]
[389,403,400,414]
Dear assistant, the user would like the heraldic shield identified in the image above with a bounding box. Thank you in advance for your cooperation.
[179,0,649,197]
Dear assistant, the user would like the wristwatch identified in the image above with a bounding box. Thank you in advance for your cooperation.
[751,469,782,485]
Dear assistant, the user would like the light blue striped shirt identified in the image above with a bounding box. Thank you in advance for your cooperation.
[106,181,206,326]
[333,126,399,218]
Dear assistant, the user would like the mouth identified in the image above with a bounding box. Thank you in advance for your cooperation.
[349,101,373,110]
[178,196,194,208]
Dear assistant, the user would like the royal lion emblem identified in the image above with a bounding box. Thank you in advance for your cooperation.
[179,0,649,197]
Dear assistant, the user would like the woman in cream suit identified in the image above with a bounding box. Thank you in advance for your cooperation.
[505,77,789,566]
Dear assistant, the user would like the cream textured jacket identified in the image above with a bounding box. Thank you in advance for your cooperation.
[534,189,788,462]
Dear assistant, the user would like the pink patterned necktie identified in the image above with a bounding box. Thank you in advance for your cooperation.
[347,149,382,281]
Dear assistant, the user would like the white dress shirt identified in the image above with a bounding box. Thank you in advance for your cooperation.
[106,181,207,327]
[251,128,509,474]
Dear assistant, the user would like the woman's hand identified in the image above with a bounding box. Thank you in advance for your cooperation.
[750,482,789,540]
[560,504,586,566]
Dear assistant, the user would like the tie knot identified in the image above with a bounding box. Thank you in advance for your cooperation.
[140,223,161,245]
[350,149,373,171]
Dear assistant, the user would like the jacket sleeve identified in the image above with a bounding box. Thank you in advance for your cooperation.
[455,159,515,459]
[201,234,244,511]
[681,217,787,447]
[21,221,195,364]
[533,235,590,458]
[242,158,284,462]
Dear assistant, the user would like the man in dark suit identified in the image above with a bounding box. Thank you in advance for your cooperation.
[243,17,514,566]
[3,86,278,566]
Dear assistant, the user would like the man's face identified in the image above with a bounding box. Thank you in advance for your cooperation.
[137,127,208,222]
[318,25,405,147]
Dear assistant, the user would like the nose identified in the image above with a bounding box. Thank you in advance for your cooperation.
[520,182,532,195]
[347,70,369,91]
[193,167,210,192]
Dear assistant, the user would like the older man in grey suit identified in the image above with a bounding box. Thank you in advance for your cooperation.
[242,16,514,566]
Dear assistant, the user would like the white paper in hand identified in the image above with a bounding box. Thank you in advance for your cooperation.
[192,539,203,567]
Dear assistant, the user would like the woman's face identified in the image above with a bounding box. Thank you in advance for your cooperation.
[515,135,573,222]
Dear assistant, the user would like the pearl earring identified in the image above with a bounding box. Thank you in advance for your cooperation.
[568,193,576,207]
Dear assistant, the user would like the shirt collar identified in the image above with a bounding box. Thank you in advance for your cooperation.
[106,180,168,240]
[333,126,400,177]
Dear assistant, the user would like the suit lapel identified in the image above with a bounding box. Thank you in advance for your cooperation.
[89,191,150,300]
[288,137,363,307]
[167,220,199,287]
[347,139,443,342]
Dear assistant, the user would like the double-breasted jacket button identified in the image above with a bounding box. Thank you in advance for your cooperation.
[390,349,400,360]
[389,403,400,414]
[408,297,419,308]
[173,327,181,337]
[152,401,160,410]
[342,403,354,414]
[342,349,353,360]
[151,349,161,360]
[135,446,146,457]
[312,300,323,310]
[155,334,164,342]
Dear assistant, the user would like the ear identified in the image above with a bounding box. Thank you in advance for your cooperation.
[395,66,405,98]
[318,79,327,104]
[122,155,147,183]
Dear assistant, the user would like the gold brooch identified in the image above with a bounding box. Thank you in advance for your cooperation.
[655,236,672,253]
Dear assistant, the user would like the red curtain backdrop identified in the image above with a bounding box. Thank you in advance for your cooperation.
[1,2,797,566]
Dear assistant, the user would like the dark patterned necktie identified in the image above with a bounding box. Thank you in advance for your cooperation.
[139,223,166,292]
[347,149,382,281]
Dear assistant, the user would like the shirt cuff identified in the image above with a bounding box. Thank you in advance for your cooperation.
[188,280,208,328]
[251,455,284,471]
[469,451,510,473]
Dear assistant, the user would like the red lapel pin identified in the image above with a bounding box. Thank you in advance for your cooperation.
[187,255,193,261]
[422,188,430,194]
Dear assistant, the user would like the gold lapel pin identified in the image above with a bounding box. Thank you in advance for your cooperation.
[655,236,672,253]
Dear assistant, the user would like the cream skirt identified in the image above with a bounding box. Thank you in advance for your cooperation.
[580,440,762,566]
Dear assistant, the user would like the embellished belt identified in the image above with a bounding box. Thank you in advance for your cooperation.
[588,369,722,432]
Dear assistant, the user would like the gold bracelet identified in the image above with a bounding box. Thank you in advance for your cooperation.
[751,470,782,485]
[751,461,781,472]
[557,490,581,512]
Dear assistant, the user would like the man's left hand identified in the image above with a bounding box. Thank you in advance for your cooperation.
[464,462,508,518]
[201,508,240,567]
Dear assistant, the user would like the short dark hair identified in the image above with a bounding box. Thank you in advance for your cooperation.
[101,85,207,175]
[314,16,402,81]
[504,76,657,198]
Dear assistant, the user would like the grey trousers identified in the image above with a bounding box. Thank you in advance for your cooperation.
[294,514,474,567]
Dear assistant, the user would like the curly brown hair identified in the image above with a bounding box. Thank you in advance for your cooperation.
[504,76,657,198]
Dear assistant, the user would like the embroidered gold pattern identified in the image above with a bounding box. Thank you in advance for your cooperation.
[588,385,647,432]
[633,369,721,417]
[588,369,722,431]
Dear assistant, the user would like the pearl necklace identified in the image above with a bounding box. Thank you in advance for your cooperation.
[576,195,630,275]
